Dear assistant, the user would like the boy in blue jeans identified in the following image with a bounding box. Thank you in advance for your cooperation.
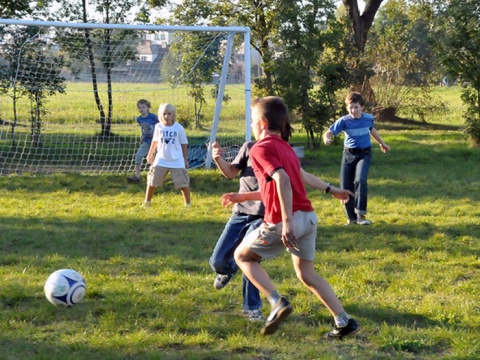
[210,140,264,321]
[324,92,391,225]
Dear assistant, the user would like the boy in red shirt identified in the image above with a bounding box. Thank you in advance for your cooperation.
[234,96,360,338]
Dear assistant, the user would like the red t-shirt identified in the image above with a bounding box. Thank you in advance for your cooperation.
[250,135,314,224]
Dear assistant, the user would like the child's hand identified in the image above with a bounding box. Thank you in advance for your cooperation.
[380,143,391,153]
[212,141,225,159]
[221,192,243,207]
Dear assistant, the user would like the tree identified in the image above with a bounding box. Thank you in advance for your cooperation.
[365,0,442,121]
[339,0,385,98]
[271,0,347,147]
[165,0,281,96]
[168,31,225,129]
[0,0,34,18]
[50,0,166,137]
[341,0,385,52]
[433,0,480,144]
[0,27,66,148]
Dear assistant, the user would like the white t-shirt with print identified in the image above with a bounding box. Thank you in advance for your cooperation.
[152,122,188,168]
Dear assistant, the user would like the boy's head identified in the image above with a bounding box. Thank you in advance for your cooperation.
[345,92,365,119]
[251,96,292,141]
[137,99,151,109]
[158,103,177,126]
[137,99,151,117]
[345,92,365,106]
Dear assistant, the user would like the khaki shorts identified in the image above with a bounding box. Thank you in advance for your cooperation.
[244,210,318,261]
[147,166,190,188]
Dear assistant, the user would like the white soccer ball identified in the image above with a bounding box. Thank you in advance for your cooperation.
[44,269,86,307]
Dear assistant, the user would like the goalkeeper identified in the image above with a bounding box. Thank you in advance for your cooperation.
[127,99,159,183]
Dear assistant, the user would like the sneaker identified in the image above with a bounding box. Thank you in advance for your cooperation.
[324,318,360,339]
[345,219,357,226]
[140,201,151,208]
[127,175,140,183]
[261,297,293,335]
[214,274,232,290]
[357,215,371,226]
[241,309,264,322]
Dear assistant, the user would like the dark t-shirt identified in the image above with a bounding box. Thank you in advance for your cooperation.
[231,141,264,217]
[137,113,159,145]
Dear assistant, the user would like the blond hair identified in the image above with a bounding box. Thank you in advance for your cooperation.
[158,103,177,124]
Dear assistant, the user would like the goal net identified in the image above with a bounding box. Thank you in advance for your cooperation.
[0,19,252,175]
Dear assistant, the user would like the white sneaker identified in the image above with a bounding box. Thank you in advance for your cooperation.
[241,309,264,322]
[140,201,151,208]
[357,215,371,225]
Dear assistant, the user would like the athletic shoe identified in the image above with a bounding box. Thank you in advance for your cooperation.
[140,201,151,208]
[127,175,140,183]
[214,274,232,290]
[261,297,293,335]
[345,219,357,226]
[324,318,360,339]
[241,309,265,322]
[357,215,371,226]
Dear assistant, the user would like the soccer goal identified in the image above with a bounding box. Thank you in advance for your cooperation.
[0,19,252,175]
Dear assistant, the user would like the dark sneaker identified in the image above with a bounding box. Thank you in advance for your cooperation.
[241,309,264,322]
[214,274,232,290]
[357,215,371,226]
[324,318,360,339]
[261,297,293,335]
[127,175,140,183]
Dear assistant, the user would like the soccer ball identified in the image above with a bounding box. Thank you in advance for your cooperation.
[44,269,86,307]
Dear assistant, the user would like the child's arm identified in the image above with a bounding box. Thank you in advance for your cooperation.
[212,141,241,179]
[300,168,353,203]
[182,144,189,169]
[271,169,298,249]
[221,191,261,207]
[323,129,334,145]
[146,140,157,164]
[370,128,391,153]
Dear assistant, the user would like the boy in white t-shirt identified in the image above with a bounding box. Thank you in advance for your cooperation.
[142,103,191,207]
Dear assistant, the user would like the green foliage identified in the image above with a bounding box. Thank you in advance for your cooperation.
[269,0,347,148]
[461,87,480,144]
[0,26,66,148]
[365,0,440,121]
[433,0,480,143]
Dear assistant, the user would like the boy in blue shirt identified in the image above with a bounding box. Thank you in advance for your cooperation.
[323,92,391,225]
[127,99,159,183]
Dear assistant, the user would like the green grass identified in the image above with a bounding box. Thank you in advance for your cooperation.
[1,110,480,359]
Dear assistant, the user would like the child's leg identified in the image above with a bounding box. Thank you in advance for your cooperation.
[180,186,190,205]
[145,185,156,202]
[292,256,344,316]
[135,163,141,178]
[235,243,274,296]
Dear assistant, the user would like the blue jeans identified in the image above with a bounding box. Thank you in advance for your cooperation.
[209,213,263,311]
[340,148,372,221]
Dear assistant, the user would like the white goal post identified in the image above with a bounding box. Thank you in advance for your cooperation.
[0,18,252,174]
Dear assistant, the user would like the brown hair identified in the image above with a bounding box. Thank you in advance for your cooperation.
[252,96,293,141]
[345,92,365,106]
[137,99,151,108]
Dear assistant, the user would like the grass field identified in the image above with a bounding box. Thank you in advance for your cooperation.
[1,86,479,359]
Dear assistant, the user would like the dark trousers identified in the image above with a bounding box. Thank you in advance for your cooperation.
[209,213,263,311]
[340,147,372,220]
